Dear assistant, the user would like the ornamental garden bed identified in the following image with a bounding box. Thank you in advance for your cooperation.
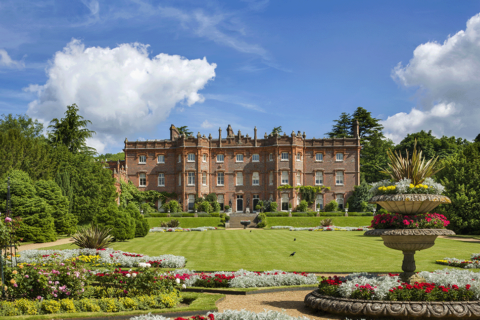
[305,269,480,318]
[0,292,224,318]
[436,253,480,269]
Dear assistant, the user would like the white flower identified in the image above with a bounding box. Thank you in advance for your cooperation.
[176,278,181,284]
[182,284,186,289]
[132,273,137,277]
[126,273,131,278]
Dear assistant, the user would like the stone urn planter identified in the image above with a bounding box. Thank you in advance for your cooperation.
[365,193,455,283]
[240,220,251,229]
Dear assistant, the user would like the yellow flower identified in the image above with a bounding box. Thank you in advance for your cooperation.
[409,184,414,188]
[12,270,17,275]
[10,279,16,284]
[415,185,420,188]
[423,185,428,189]
[19,265,24,269]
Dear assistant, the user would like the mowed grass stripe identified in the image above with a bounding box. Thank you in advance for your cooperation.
[44,231,480,272]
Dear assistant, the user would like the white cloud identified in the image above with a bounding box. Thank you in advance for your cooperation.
[386,12,480,142]
[201,120,213,128]
[0,49,24,68]
[26,39,216,153]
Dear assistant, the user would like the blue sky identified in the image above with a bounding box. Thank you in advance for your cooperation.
[1,0,480,153]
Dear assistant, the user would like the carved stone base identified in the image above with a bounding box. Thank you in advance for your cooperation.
[400,272,426,285]
[305,290,480,319]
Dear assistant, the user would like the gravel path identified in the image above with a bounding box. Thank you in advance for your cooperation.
[18,238,74,252]
[216,289,341,320]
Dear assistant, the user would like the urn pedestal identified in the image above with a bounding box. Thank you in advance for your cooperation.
[365,228,455,283]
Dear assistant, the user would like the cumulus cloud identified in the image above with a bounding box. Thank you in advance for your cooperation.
[26,39,216,153]
[0,49,24,68]
[386,13,480,142]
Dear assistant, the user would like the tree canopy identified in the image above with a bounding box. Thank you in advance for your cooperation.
[176,126,192,137]
[48,104,96,154]
[271,126,283,135]
[0,114,44,139]
[326,112,352,138]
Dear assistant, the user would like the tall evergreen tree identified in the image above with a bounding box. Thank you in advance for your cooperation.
[350,107,385,143]
[475,134,480,143]
[326,112,352,138]
[48,104,96,154]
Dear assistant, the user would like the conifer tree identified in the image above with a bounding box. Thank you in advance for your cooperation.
[0,170,56,243]
[326,112,352,138]
[94,204,135,241]
[35,180,77,235]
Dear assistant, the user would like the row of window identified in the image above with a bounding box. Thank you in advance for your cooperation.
[139,152,345,164]
[139,171,344,187]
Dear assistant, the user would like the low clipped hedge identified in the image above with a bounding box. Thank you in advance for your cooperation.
[150,212,221,218]
[264,212,373,217]
[0,292,180,316]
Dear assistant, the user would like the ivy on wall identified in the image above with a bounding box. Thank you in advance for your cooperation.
[277,185,331,204]
[119,180,177,213]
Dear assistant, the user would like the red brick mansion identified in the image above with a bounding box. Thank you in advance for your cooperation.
[108,123,361,213]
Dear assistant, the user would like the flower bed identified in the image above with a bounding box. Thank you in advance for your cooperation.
[288,226,370,231]
[12,248,186,268]
[170,269,318,288]
[370,213,449,229]
[317,269,480,301]
[436,254,480,269]
[0,292,180,316]
[131,309,311,320]
[270,226,292,229]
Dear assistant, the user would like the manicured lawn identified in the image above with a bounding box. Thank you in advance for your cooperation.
[265,217,372,228]
[45,230,478,273]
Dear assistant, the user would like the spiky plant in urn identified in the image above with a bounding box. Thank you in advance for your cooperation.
[365,141,454,284]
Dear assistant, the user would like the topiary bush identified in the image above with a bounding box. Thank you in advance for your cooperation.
[199,201,213,213]
[270,201,278,212]
[165,200,180,213]
[256,212,267,228]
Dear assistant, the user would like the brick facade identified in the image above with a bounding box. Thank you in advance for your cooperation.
[110,123,361,212]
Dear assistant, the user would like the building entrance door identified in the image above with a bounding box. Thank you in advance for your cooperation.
[236,195,243,212]
[281,194,289,211]
[252,195,260,212]
[188,194,195,211]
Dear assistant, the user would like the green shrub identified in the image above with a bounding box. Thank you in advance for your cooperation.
[171,213,183,217]
[224,205,230,210]
[42,300,61,314]
[297,200,309,212]
[150,212,168,217]
[256,212,267,228]
[378,208,390,215]
[292,212,309,217]
[94,204,135,242]
[205,193,217,203]
[199,201,213,213]
[167,219,180,228]
[165,200,180,213]
[210,212,220,217]
[211,201,221,212]
[270,202,278,211]
[325,200,339,212]
[265,212,289,217]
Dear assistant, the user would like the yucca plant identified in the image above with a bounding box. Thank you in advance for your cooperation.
[379,140,444,185]
[72,223,114,249]
[320,218,333,227]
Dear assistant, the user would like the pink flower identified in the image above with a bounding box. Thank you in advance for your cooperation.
[25,275,29,278]
[403,220,410,225]
[4,217,12,222]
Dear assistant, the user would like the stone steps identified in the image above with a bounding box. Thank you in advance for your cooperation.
[228,214,258,228]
